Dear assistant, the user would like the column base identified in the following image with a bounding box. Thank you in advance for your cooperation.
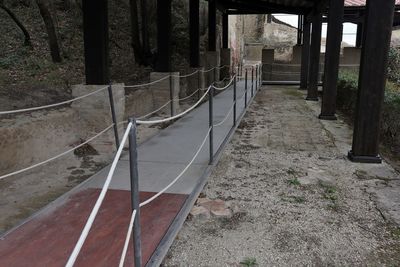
[305,96,318,101]
[348,150,382,164]
[318,114,337,120]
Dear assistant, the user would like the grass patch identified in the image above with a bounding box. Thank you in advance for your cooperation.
[391,227,400,239]
[288,178,301,186]
[337,69,400,156]
[240,257,258,267]
[319,182,339,206]
[281,195,306,204]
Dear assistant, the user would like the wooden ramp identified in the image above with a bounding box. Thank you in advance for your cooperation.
[0,189,187,267]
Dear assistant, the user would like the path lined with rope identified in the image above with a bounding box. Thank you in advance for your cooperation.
[0,70,260,267]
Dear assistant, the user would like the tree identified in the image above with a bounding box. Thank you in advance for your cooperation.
[129,0,145,65]
[140,0,151,62]
[35,0,62,62]
[0,0,32,47]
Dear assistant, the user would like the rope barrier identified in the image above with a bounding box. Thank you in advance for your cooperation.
[0,86,108,115]
[136,86,211,125]
[200,67,215,73]
[66,122,133,267]
[119,209,137,267]
[213,76,235,91]
[124,75,171,89]
[171,70,199,78]
[176,89,200,102]
[238,91,247,102]
[139,127,211,208]
[213,104,234,127]
[137,100,172,120]
[0,124,114,181]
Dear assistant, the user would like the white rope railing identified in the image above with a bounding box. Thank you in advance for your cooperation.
[200,67,215,73]
[136,86,211,125]
[139,127,211,208]
[213,76,235,91]
[0,86,108,115]
[0,124,114,181]
[213,104,234,127]
[118,209,137,267]
[66,122,133,267]
[65,65,257,266]
[124,75,171,89]
[176,89,200,102]
[171,70,199,78]
[137,100,172,120]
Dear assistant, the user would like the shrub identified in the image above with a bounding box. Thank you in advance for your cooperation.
[337,70,400,151]
[388,47,400,84]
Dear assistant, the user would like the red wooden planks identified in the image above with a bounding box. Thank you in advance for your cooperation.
[0,189,187,267]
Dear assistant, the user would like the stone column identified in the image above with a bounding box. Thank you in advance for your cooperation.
[72,83,125,153]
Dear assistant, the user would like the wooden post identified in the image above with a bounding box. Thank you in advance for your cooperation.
[306,12,322,101]
[222,13,229,49]
[356,23,363,48]
[82,0,109,85]
[319,0,345,120]
[297,15,303,45]
[208,0,216,51]
[156,0,171,72]
[190,0,200,67]
[348,0,396,163]
[300,18,311,90]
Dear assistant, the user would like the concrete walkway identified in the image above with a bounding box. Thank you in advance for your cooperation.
[0,77,258,266]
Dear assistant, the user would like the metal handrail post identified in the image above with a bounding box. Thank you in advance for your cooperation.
[169,74,174,116]
[107,84,120,149]
[245,70,248,108]
[208,87,214,165]
[255,66,258,91]
[128,118,142,267]
[251,67,254,98]
[197,70,201,101]
[233,75,237,126]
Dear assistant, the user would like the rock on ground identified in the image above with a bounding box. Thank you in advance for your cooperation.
[162,87,400,267]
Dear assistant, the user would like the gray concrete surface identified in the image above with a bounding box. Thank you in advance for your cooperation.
[85,78,256,194]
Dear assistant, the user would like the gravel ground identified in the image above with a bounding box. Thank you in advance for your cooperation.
[163,87,400,267]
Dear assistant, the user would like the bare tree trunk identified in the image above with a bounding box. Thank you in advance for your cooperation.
[129,0,145,65]
[35,0,62,62]
[0,0,32,47]
[140,0,151,61]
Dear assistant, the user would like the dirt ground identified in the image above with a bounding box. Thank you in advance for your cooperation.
[0,122,162,234]
[163,87,400,266]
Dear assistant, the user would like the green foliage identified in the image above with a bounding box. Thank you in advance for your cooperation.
[388,47,400,84]
[240,257,258,267]
[337,67,400,151]
[288,178,301,186]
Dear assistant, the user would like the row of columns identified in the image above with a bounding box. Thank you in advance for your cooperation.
[300,0,396,163]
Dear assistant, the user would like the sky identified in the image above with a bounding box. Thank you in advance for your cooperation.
[274,14,357,46]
